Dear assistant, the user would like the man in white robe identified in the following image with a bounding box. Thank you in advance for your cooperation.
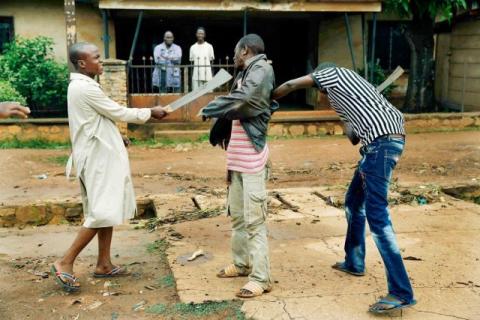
[52,42,167,292]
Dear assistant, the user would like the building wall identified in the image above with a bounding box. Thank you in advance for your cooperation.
[435,33,451,103]
[318,14,364,71]
[0,0,116,62]
[315,14,364,109]
[445,19,480,111]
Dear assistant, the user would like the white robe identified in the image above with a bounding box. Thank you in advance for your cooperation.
[67,73,151,228]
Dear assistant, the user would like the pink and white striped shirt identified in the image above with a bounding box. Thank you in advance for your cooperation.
[227,120,269,174]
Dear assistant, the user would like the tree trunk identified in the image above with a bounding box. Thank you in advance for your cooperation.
[403,9,435,113]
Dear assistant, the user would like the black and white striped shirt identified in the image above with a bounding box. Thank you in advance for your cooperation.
[311,67,405,145]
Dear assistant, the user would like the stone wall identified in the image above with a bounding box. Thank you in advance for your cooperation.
[99,59,129,135]
[0,112,479,143]
[0,197,155,227]
[0,119,70,142]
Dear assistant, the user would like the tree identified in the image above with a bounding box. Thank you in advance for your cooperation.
[384,0,467,113]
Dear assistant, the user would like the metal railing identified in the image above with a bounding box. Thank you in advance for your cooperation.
[128,57,236,94]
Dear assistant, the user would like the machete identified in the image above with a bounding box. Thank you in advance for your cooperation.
[163,68,233,113]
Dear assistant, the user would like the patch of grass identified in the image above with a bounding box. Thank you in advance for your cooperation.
[408,126,480,134]
[146,301,245,319]
[46,155,70,166]
[146,238,170,265]
[0,138,70,149]
[158,274,175,288]
[146,238,169,255]
[130,134,210,148]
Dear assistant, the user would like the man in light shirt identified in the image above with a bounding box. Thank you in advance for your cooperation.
[189,27,215,90]
[51,42,167,293]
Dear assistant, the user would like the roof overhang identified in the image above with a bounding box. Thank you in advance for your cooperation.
[99,0,382,12]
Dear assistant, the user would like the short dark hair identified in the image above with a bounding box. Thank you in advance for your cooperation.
[315,62,337,72]
[237,34,265,55]
[196,27,206,33]
[69,42,96,67]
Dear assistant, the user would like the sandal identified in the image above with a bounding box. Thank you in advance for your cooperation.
[93,265,130,278]
[51,265,80,293]
[236,281,272,298]
[217,264,249,278]
[331,262,365,276]
[369,294,417,314]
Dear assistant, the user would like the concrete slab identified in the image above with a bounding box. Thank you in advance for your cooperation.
[166,187,480,320]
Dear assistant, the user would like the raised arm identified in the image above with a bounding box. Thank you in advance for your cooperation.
[272,75,315,100]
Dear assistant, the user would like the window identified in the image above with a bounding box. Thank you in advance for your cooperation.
[0,17,14,52]
[369,21,410,71]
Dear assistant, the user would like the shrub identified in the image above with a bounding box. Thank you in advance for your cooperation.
[0,36,69,117]
[0,80,27,105]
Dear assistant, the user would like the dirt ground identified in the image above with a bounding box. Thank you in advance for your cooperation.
[0,131,479,320]
[0,131,479,205]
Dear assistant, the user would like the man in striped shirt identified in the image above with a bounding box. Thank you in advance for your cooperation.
[273,63,416,313]
[201,34,277,298]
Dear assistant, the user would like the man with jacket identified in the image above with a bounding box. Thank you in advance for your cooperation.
[201,34,278,298]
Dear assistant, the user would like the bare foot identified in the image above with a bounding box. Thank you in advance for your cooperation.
[94,262,116,275]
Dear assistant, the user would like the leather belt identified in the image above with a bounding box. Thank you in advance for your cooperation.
[378,134,405,140]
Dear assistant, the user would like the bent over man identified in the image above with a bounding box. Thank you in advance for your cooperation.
[273,63,416,314]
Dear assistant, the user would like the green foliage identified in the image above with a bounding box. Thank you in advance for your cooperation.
[0,137,70,149]
[384,0,467,22]
[0,36,69,114]
[358,61,395,98]
[0,80,27,105]
[146,301,245,319]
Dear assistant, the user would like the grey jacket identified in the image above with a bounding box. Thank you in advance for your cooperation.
[200,54,279,152]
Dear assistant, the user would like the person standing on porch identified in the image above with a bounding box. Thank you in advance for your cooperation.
[189,27,215,91]
[51,42,167,293]
[152,31,182,93]
[201,34,278,298]
[272,63,416,314]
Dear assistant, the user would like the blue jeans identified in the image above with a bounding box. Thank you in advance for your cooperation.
[342,135,414,303]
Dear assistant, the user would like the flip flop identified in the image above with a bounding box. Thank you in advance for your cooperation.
[51,265,80,293]
[93,265,130,278]
[236,281,272,298]
[217,264,249,278]
[369,294,417,314]
[331,262,365,276]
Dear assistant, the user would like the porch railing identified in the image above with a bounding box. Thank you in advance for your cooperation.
[127,57,236,94]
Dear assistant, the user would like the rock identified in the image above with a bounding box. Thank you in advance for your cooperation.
[289,125,305,136]
[87,301,103,310]
[65,207,83,219]
[269,124,284,136]
[307,125,317,136]
[15,205,51,226]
